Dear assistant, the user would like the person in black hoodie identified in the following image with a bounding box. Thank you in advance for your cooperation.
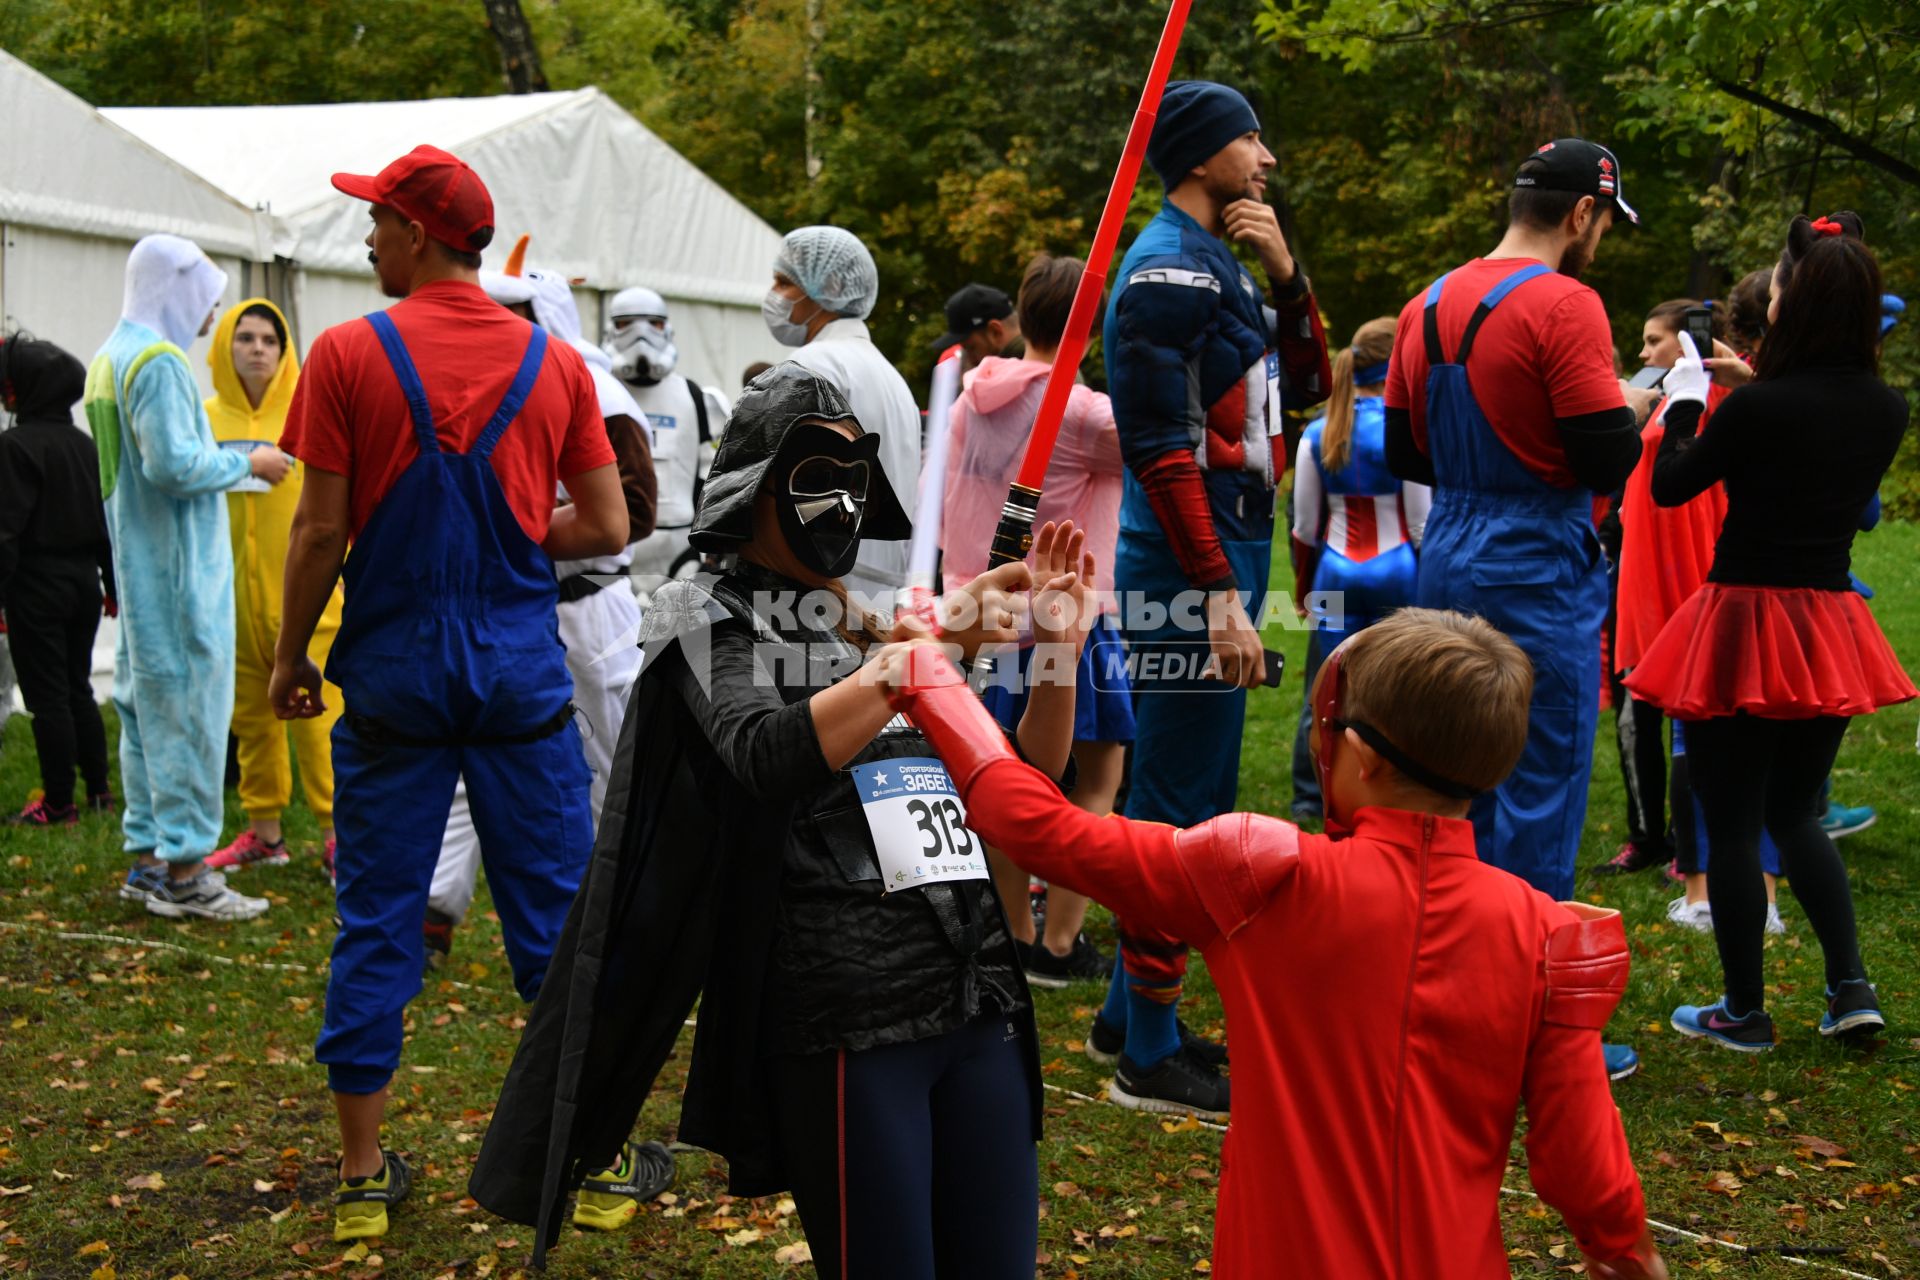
[471,365,1091,1279]
[0,331,116,825]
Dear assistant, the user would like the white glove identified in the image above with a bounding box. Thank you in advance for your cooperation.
[1664,331,1710,408]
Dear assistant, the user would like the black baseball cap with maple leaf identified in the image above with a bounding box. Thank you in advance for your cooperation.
[1513,139,1641,228]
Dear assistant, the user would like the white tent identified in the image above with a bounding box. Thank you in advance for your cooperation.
[107,88,787,390]
[0,49,273,394]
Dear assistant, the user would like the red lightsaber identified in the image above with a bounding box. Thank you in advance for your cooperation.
[986,0,1192,567]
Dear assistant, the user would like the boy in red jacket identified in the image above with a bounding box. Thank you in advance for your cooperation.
[880,606,1665,1279]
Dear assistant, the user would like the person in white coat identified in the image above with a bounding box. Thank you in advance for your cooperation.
[762,226,921,607]
[603,286,730,590]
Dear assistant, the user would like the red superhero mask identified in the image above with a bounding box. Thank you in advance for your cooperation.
[1313,641,1481,837]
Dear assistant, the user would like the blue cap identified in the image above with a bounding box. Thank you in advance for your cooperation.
[1146,81,1261,189]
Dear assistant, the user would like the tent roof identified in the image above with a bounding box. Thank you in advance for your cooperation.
[107,88,782,307]
[0,50,271,258]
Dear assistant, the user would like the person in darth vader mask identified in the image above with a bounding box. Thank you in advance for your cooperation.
[471,364,1102,1279]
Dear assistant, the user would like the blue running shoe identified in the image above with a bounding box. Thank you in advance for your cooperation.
[1820,803,1876,839]
[1671,999,1774,1052]
[1819,980,1885,1039]
[1603,1043,1640,1080]
[119,861,167,902]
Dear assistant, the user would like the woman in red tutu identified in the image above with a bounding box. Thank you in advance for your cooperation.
[1627,212,1915,1051]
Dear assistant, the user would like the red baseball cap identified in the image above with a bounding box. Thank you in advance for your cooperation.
[331,145,495,253]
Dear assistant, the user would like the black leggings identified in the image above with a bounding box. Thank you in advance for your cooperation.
[771,1014,1039,1280]
[5,581,109,809]
[1684,714,1866,1013]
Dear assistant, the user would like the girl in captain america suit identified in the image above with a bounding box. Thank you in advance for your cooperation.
[1288,317,1431,819]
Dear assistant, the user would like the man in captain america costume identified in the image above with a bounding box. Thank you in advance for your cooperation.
[1093,80,1331,1118]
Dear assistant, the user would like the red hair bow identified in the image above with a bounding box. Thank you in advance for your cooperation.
[1811,216,1845,237]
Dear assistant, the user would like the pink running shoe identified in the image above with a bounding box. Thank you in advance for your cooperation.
[7,797,79,827]
[207,830,290,871]
[322,836,337,887]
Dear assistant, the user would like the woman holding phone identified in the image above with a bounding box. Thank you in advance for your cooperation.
[1629,212,1914,1051]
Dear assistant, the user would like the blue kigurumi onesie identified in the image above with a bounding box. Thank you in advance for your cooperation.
[89,235,250,865]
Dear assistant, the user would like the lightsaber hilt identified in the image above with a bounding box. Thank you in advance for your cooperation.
[986,482,1043,568]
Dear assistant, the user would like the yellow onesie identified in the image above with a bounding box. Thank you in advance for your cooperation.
[206,299,345,825]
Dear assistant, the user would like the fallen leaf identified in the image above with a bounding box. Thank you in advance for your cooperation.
[341,1242,369,1263]
[77,1241,111,1257]
[89,1265,115,1280]
[253,1179,277,1193]
[724,1228,764,1246]
[1793,1134,1847,1159]
[1703,1170,1744,1197]
[123,1173,165,1191]
[775,1241,812,1266]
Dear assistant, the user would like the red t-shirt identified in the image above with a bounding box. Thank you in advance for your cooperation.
[1385,257,1624,488]
[281,280,613,541]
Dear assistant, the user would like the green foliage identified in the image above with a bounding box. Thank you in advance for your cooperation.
[5,0,1915,499]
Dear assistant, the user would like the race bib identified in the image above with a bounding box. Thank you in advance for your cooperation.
[852,757,988,891]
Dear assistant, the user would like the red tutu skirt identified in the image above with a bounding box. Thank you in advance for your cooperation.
[1626,583,1917,720]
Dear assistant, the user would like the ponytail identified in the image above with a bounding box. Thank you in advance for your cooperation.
[1319,316,1398,475]
[1322,347,1357,473]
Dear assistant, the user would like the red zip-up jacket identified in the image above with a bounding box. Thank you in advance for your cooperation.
[892,658,1647,1278]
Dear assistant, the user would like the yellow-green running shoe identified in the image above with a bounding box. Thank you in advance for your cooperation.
[572,1139,675,1230]
[333,1149,412,1242]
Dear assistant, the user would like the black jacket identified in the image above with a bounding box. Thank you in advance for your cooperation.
[0,338,113,610]
[470,566,1045,1264]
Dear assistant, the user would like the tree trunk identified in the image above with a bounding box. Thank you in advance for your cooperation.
[483,0,550,95]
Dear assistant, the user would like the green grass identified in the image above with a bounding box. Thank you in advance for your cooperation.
[4,527,1919,1278]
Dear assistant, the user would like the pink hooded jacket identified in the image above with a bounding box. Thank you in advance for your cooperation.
[938,356,1122,604]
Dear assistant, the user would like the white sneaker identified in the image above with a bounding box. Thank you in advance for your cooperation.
[1765,902,1786,936]
[145,867,270,921]
[1666,896,1714,933]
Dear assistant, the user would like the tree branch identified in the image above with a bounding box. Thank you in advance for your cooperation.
[1709,76,1920,188]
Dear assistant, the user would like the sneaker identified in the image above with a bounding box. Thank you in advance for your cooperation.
[321,836,337,888]
[572,1139,675,1230]
[1603,1043,1640,1080]
[87,791,116,814]
[1085,1012,1227,1069]
[1665,897,1713,933]
[1109,1049,1229,1121]
[144,867,270,921]
[422,909,455,975]
[1820,803,1877,839]
[1025,934,1111,989]
[1663,859,1685,885]
[1670,998,1775,1053]
[1596,841,1666,875]
[1819,980,1885,1040]
[206,830,290,871]
[119,861,168,902]
[7,798,79,826]
[1765,902,1786,936]
[333,1149,412,1242]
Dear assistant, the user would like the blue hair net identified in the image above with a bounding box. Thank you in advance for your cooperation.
[774,226,879,319]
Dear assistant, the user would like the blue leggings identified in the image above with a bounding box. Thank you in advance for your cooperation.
[771,1015,1038,1280]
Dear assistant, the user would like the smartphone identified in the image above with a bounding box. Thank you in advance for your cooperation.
[1261,648,1286,688]
[1683,306,1715,363]
[1628,365,1668,390]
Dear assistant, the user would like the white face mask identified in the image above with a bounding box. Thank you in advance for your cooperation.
[762,287,812,347]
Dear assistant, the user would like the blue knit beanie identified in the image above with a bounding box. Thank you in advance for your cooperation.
[1147,81,1261,189]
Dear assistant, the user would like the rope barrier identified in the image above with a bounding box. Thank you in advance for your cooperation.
[1040,1083,1882,1278]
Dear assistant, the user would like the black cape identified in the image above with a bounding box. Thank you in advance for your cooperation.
[468,577,799,1263]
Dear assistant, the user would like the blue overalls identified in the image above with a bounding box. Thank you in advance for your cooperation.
[316,312,594,1095]
[1413,264,1607,902]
